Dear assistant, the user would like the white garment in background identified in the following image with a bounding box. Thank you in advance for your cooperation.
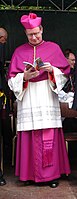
[58,90,74,108]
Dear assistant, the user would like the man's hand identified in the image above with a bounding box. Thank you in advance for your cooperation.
[23,67,39,81]
[39,63,53,73]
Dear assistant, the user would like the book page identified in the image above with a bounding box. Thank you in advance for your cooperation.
[34,57,44,70]
[23,61,36,72]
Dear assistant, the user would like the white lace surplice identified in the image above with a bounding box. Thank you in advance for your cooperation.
[8,66,67,131]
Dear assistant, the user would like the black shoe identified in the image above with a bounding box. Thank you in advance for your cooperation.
[0,177,6,186]
[49,180,59,188]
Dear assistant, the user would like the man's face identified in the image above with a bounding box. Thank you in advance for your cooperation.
[0,34,7,44]
[68,53,76,69]
[25,26,43,45]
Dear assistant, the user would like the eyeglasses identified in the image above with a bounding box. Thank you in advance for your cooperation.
[68,58,75,62]
[26,31,41,38]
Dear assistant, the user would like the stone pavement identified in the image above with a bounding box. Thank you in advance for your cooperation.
[0,165,77,199]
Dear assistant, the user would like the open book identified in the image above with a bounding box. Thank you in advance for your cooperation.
[23,57,44,71]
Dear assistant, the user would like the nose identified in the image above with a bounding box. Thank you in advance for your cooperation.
[32,34,36,39]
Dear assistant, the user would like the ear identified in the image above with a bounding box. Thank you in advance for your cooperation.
[40,26,43,34]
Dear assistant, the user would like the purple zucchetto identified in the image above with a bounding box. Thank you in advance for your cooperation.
[20,13,42,29]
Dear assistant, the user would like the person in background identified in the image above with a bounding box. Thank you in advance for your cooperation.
[63,48,76,93]
[8,13,71,188]
[64,48,75,68]
[59,48,76,107]
[72,54,77,110]
[0,27,8,186]
[61,49,77,133]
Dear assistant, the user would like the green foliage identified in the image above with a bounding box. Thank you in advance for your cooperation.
[0,4,77,11]
[0,4,52,10]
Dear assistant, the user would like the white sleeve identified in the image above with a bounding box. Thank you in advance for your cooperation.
[8,73,26,101]
[49,66,68,94]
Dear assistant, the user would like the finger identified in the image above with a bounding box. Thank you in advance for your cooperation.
[30,71,39,78]
[30,71,38,75]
